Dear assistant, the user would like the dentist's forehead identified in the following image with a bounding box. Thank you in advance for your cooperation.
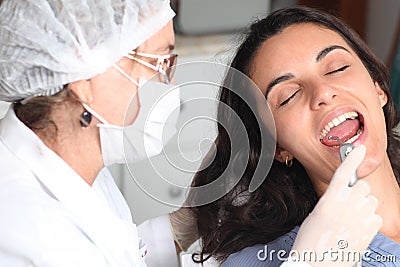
[138,20,175,54]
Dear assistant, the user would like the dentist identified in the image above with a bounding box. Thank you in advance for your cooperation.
[0,0,179,266]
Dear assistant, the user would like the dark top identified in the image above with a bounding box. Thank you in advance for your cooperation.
[222,226,400,266]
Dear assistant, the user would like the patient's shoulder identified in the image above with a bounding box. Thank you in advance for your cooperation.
[221,227,299,267]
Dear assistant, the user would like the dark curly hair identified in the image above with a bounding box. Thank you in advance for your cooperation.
[189,6,400,263]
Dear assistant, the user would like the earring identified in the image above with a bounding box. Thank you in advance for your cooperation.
[285,156,293,167]
[80,110,92,128]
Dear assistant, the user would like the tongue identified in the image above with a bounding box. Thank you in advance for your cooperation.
[322,119,360,146]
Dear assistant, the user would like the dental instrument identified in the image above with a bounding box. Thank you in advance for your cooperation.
[328,136,358,187]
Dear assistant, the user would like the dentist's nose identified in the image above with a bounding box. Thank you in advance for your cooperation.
[310,83,337,110]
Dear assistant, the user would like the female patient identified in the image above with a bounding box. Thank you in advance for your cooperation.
[191,6,400,266]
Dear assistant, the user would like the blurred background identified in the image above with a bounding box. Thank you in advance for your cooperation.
[171,0,400,65]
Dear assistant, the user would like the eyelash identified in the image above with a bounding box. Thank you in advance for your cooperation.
[278,65,350,107]
[325,65,350,75]
[280,89,300,106]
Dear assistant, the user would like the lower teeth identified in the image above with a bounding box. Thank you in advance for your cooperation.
[345,126,363,144]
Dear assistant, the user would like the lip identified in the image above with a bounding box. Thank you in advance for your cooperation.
[318,106,366,150]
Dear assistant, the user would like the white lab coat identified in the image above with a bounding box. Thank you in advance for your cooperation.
[0,107,177,267]
[138,215,179,267]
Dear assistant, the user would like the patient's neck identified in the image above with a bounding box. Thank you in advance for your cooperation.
[366,154,400,243]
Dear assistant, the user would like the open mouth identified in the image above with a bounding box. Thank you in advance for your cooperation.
[319,111,364,147]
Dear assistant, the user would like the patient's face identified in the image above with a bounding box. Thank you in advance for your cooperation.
[251,23,388,194]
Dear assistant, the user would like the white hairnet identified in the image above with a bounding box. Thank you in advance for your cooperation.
[0,0,175,102]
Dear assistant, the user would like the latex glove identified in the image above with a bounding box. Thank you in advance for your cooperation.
[288,145,382,267]
[169,207,198,252]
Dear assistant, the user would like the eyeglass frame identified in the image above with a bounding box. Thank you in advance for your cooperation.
[125,51,178,83]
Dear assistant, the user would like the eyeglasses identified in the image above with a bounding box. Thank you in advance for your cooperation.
[126,51,178,84]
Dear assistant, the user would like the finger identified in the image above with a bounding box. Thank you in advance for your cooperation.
[359,214,382,248]
[365,214,383,232]
[351,192,378,218]
[350,179,371,198]
[366,194,379,211]
[350,193,380,228]
[359,194,379,214]
[328,145,366,189]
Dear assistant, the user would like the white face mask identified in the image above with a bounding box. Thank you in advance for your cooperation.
[83,77,180,166]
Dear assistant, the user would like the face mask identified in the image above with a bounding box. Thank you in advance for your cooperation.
[83,78,180,166]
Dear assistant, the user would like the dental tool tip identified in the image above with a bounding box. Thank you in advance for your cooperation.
[328,135,344,145]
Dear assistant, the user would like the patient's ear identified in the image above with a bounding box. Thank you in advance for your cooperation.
[274,145,293,163]
[375,82,388,107]
[68,80,93,104]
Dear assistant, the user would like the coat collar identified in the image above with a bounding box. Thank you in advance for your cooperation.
[0,107,145,267]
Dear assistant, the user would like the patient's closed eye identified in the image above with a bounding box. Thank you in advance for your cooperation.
[280,89,300,106]
[325,65,350,75]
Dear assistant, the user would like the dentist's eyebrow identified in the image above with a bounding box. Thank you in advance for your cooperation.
[265,73,295,97]
[167,44,175,52]
[316,45,350,62]
[158,44,175,53]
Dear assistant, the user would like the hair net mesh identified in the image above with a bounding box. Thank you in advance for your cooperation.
[0,0,175,101]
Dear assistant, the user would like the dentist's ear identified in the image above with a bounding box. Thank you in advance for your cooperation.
[68,80,94,105]
[375,82,388,107]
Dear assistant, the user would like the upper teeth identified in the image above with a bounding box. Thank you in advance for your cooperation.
[320,111,358,140]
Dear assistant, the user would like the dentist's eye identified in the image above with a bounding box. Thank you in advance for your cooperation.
[280,89,300,106]
[325,65,350,75]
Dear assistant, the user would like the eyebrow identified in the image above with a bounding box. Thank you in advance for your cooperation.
[168,44,175,51]
[158,44,175,53]
[316,45,350,62]
[265,45,351,97]
[265,73,295,97]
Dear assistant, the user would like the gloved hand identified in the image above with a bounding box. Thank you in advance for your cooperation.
[169,207,198,252]
[288,145,382,267]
